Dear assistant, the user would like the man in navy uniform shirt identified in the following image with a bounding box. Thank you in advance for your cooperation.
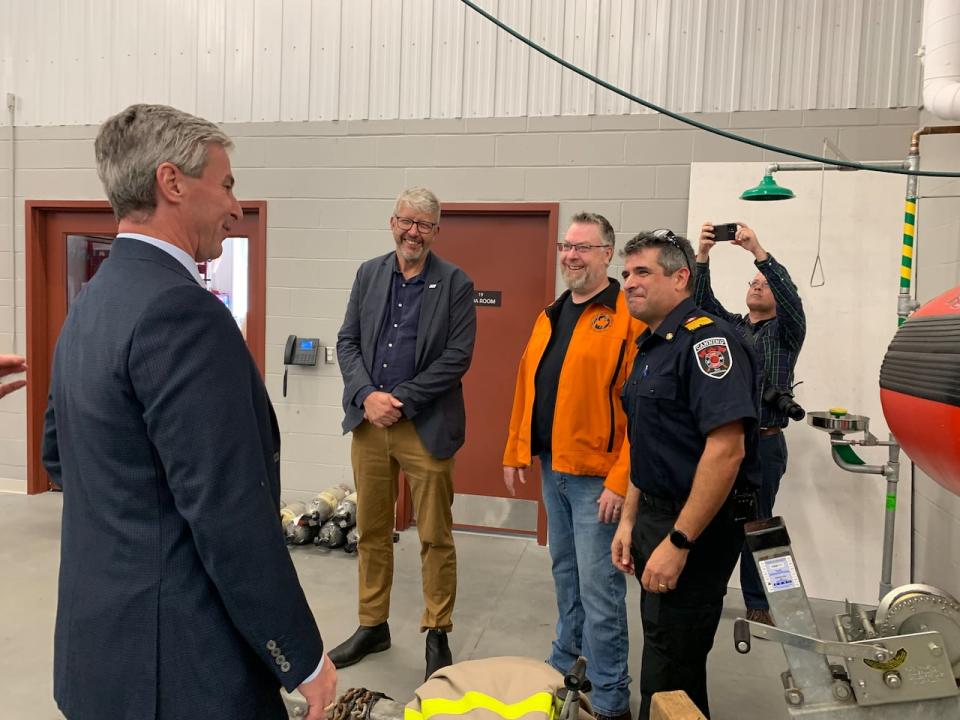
[611,229,760,720]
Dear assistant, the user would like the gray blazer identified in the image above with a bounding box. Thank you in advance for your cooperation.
[42,237,323,720]
[337,251,476,459]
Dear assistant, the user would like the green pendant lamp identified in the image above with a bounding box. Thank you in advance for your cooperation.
[740,174,795,201]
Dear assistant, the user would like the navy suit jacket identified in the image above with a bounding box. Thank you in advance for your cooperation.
[42,237,324,720]
[337,251,476,458]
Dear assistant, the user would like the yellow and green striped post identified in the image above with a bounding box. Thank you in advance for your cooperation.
[899,197,916,326]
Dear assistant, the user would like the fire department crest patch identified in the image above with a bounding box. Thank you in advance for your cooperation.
[693,337,732,379]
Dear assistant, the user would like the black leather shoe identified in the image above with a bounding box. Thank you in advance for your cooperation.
[328,623,391,668]
[424,628,452,680]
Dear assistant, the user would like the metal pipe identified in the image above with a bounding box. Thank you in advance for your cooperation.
[910,124,960,153]
[900,150,920,325]
[901,126,960,324]
[829,440,886,475]
[878,438,901,600]
[764,159,907,175]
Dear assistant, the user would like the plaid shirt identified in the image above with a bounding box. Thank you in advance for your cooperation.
[694,254,806,428]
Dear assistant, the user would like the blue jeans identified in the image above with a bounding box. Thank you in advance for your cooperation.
[740,432,788,610]
[540,454,630,717]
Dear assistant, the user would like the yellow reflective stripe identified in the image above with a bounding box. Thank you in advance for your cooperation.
[405,691,555,720]
[901,244,913,258]
[902,223,914,237]
[905,200,916,214]
[900,266,912,280]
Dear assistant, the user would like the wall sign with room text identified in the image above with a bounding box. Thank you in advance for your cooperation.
[473,290,502,307]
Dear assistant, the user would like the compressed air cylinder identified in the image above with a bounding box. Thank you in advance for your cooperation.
[880,285,960,496]
[344,527,359,554]
[315,520,346,548]
[286,513,320,545]
[310,486,348,522]
[280,500,307,535]
[283,501,307,516]
[333,492,358,529]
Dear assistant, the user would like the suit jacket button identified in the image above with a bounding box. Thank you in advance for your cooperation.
[266,640,277,651]
[276,654,286,665]
[274,452,280,462]
[281,661,291,672]
[271,648,281,658]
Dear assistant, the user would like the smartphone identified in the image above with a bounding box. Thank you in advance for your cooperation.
[712,223,738,241]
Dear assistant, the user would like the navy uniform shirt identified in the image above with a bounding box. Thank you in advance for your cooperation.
[622,296,761,501]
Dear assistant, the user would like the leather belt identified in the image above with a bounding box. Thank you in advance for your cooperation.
[759,426,783,437]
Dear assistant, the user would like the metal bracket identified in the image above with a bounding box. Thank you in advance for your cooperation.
[735,619,893,662]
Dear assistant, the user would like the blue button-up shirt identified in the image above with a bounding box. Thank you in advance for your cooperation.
[368,256,429,395]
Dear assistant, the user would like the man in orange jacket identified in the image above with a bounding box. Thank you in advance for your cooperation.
[503,212,645,720]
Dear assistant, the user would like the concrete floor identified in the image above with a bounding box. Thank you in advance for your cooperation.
[0,490,847,719]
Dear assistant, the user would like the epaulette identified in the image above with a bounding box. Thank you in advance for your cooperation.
[683,315,714,332]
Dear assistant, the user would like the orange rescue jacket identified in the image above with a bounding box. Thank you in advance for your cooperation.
[503,280,645,495]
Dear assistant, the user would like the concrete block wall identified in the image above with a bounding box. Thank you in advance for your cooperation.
[0,108,921,498]
[908,118,960,599]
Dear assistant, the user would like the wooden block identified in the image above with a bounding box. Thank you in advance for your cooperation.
[650,691,707,720]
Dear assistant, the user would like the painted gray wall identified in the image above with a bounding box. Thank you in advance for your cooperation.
[0,108,921,496]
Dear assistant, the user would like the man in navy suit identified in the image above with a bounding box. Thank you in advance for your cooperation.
[42,104,336,720]
[332,187,476,681]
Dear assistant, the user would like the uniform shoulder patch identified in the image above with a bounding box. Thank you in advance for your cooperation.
[683,315,714,332]
[693,336,733,379]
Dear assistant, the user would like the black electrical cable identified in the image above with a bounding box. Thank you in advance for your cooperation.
[460,0,960,179]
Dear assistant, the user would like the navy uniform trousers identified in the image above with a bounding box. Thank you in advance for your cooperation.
[630,495,744,720]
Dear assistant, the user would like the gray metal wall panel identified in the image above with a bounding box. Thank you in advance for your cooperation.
[596,0,635,115]
[309,0,342,121]
[61,0,85,124]
[400,0,434,119]
[431,0,466,119]
[137,0,170,108]
[35,0,62,125]
[0,0,925,126]
[369,0,401,120]
[223,0,255,122]
[463,0,498,118]
[561,0,600,116]
[528,0,564,116]
[339,0,371,121]
[196,0,227,122]
[169,0,200,116]
[494,0,530,117]
[281,0,313,122]
[252,0,283,122]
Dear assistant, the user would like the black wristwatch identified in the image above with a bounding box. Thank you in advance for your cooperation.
[669,528,694,550]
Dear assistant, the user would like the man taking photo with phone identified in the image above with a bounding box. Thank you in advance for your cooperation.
[694,221,806,627]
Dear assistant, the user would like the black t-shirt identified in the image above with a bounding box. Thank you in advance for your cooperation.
[531,288,602,455]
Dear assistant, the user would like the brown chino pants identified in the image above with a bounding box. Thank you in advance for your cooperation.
[352,419,457,631]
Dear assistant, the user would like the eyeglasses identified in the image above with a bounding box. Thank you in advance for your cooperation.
[747,280,770,289]
[556,242,609,254]
[394,216,438,234]
[651,228,692,275]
